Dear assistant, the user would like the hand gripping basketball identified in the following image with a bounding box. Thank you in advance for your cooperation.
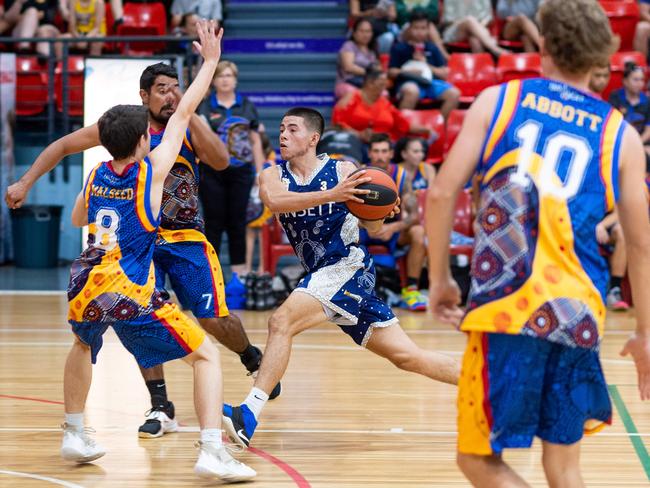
[345,168,399,221]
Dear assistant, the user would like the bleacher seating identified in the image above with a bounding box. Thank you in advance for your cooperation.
[444,109,466,156]
[497,53,542,82]
[55,56,84,116]
[402,109,445,164]
[117,2,167,54]
[15,56,49,116]
[447,53,498,103]
[599,1,640,52]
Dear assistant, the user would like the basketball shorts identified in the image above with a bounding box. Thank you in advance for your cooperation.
[70,302,206,369]
[457,331,612,455]
[294,247,398,347]
[154,241,229,319]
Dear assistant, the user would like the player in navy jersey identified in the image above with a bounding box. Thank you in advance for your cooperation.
[58,21,255,481]
[221,107,460,449]
[5,66,280,438]
[426,0,650,485]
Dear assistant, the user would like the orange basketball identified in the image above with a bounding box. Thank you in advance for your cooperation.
[345,167,399,221]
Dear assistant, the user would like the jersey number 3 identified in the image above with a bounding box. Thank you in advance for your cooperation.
[95,208,120,251]
[511,121,591,200]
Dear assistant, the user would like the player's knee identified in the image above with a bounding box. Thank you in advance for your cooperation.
[267,309,292,337]
[195,339,220,364]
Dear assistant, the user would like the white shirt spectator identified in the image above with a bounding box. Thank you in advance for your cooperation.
[170,0,222,27]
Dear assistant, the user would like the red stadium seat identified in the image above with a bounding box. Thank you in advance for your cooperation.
[444,109,466,155]
[447,53,498,103]
[492,17,524,51]
[15,56,49,116]
[602,50,647,101]
[117,2,167,54]
[600,1,640,52]
[402,109,445,164]
[55,56,85,116]
[497,53,541,82]
[261,219,294,276]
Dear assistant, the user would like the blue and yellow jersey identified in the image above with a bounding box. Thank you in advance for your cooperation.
[68,158,160,322]
[150,127,205,243]
[409,162,429,190]
[463,78,627,350]
[386,163,407,197]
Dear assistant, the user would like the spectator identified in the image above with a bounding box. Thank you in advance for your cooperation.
[496,0,541,52]
[58,0,105,57]
[11,0,60,57]
[170,0,222,29]
[395,137,435,190]
[589,63,611,95]
[332,64,436,145]
[441,0,507,56]
[608,62,650,165]
[336,18,378,99]
[634,0,650,61]
[349,0,398,53]
[596,211,629,311]
[199,60,265,276]
[0,0,25,35]
[362,133,429,311]
[388,10,460,115]
[395,1,450,60]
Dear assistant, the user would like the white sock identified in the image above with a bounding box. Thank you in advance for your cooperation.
[64,412,84,431]
[200,428,223,447]
[244,387,268,420]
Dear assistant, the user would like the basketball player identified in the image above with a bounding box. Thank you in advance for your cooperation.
[61,21,255,481]
[5,66,281,439]
[221,107,460,448]
[426,1,650,486]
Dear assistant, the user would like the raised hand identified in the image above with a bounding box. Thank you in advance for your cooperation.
[193,20,223,64]
[330,169,371,203]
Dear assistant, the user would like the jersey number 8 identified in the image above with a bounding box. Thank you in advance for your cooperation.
[95,208,120,251]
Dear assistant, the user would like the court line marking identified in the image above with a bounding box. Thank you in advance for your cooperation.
[248,446,311,488]
[0,469,85,488]
[609,385,650,480]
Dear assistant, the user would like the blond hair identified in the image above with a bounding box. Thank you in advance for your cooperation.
[538,0,618,75]
[215,60,239,79]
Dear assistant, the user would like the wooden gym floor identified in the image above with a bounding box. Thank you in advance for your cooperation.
[0,293,649,487]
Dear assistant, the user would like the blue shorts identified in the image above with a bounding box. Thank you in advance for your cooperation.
[154,241,229,319]
[397,79,453,100]
[458,332,612,455]
[295,247,398,347]
[70,302,206,369]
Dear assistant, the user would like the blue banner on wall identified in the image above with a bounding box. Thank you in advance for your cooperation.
[223,38,343,53]
[242,92,335,107]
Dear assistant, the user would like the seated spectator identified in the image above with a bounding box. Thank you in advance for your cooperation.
[58,0,105,57]
[395,137,435,190]
[396,1,450,60]
[11,0,60,57]
[336,18,379,99]
[349,0,398,53]
[596,211,629,311]
[634,0,650,61]
[440,0,507,56]
[589,63,611,96]
[170,0,222,30]
[332,64,436,144]
[388,10,460,115]
[496,0,540,52]
[317,127,365,165]
[0,0,25,35]
[608,62,650,166]
[361,133,429,311]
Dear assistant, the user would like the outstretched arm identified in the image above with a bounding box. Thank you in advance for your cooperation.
[260,160,371,213]
[5,124,101,209]
[149,21,223,188]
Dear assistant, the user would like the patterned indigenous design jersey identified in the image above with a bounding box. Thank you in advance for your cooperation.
[463,78,626,351]
[150,127,205,242]
[68,158,162,322]
[410,162,429,190]
[276,154,365,273]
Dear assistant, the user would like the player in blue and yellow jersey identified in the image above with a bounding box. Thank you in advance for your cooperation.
[221,108,459,449]
[426,0,650,485]
[58,21,255,482]
[361,133,429,311]
[396,137,435,191]
[5,66,280,440]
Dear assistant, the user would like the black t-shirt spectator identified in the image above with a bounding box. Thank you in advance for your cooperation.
[389,41,446,71]
[608,88,650,135]
[199,92,260,167]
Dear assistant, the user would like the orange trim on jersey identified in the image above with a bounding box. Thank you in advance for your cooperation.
[83,163,102,208]
[202,241,229,318]
[482,80,522,163]
[157,228,206,243]
[174,154,195,175]
[599,109,623,213]
[135,160,157,233]
[152,303,206,353]
[182,134,193,153]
